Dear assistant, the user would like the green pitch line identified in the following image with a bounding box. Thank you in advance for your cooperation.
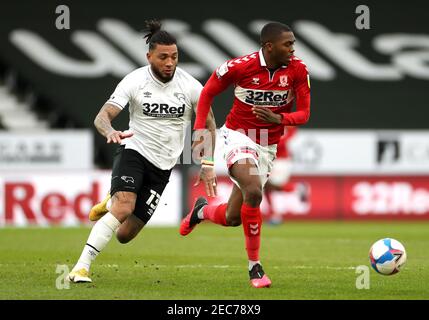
[0,221,428,300]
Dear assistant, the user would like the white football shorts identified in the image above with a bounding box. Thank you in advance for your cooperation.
[220,125,277,188]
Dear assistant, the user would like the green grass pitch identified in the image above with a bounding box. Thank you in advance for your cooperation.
[0,221,428,300]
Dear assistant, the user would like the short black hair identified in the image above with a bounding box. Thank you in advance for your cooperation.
[143,19,177,50]
[260,22,292,45]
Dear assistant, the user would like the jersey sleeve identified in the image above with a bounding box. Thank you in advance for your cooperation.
[106,73,137,110]
[280,63,311,126]
[193,60,240,129]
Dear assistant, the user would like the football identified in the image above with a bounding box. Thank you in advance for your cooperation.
[369,238,407,275]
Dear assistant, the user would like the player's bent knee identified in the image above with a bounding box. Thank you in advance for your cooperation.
[116,230,134,244]
[110,201,135,222]
[228,218,242,227]
[243,186,263,206]
[226,213,242,227]
[112,208,134,223]
[116,234,130,244]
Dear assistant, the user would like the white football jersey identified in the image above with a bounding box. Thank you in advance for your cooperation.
[106,66,202,170]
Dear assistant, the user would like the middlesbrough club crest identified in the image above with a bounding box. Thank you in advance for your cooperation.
[279,75,288,87]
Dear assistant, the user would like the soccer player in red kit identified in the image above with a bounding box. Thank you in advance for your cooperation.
[180,22,311,288]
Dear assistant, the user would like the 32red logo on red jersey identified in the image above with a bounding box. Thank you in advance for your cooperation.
[243,89,290,107]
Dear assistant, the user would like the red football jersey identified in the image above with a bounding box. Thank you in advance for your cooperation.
[194,49,310,145]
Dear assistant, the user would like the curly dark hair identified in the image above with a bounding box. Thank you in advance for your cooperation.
[143,19,177,50]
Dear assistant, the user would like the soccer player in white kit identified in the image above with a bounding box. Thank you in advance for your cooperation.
[67,20,216,283]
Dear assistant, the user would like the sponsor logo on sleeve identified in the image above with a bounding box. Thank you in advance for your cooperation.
[215,61,229,78]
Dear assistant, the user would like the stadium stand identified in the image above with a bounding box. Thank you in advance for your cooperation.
[0,75,48,130]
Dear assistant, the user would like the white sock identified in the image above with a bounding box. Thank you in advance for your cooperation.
[197,206,205,220]
[73,212,121,272]
[249,260,261,271]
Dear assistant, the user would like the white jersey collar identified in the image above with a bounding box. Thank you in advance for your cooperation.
[258,49,267,67]
[259,48,288,69]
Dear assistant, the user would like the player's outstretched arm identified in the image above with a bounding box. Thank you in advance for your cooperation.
[192,108,217,197]
[192,124,217,197]
[201,108,218,197]
[205,108,217,157]
[192,61,235,196]
[94,103,133,144]
[193,68,232,130]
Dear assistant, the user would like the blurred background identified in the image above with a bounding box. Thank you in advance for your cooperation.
[1,0,428,227]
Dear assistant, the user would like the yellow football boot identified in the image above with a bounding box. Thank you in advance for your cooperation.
[89,192,111,221]
[66,268,92,283]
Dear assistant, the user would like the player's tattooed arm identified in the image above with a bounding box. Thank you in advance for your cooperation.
[94,104,119,136]
[94,103,133,144]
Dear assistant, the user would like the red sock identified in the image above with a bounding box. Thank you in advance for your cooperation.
[241,203,262,261]
[203,203,228,226]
